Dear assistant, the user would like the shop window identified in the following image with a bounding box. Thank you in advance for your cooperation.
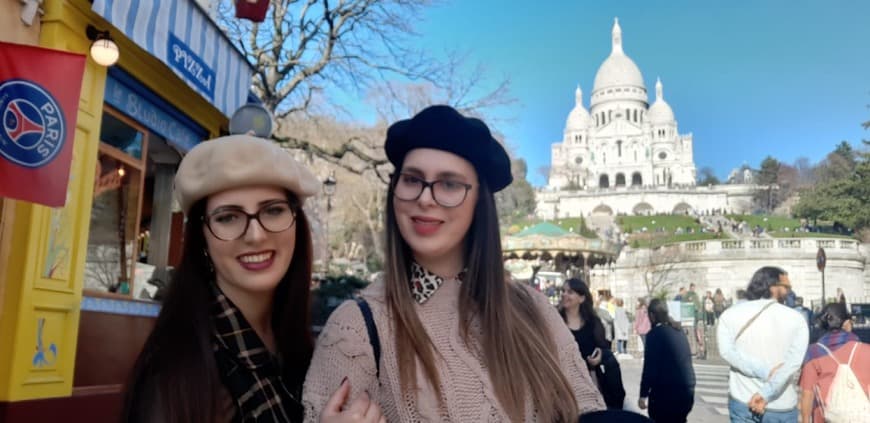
[85,107,149,298]
[100,112,145,159]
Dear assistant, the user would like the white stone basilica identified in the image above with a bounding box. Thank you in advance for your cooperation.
[549,18,695,191]
[538,19,756,219]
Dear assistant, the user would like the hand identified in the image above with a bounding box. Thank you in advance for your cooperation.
[320,378,386,423]
[767,363,783,381]
[586,348,602,367]
[638,397,647,410]
[749,393,767,415]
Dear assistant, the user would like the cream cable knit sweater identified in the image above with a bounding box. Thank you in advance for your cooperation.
[303,278,605,422]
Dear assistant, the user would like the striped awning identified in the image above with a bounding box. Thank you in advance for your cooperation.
[92,0,253,119]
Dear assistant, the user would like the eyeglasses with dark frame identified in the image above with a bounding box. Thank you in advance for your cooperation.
[203,201,297,241]
[392,173,473,208]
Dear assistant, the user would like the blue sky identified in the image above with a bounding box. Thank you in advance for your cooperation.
[388,0,870,186]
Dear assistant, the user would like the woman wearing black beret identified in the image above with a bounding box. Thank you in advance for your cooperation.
[304,105,605,422]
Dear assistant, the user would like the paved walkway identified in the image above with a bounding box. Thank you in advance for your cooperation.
[617,356,730,423]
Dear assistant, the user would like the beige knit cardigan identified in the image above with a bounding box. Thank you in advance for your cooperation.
[302,278,606,422]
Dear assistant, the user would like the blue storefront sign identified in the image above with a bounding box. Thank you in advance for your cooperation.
[168,33,215,100]
[92,0,253,118]
[104,70,205,152]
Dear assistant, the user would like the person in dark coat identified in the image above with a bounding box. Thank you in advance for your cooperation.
[638,298,696,422]
[560,277,626,409]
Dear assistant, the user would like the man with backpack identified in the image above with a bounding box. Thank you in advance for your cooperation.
[717,267,809,422]
[799,302,870,423]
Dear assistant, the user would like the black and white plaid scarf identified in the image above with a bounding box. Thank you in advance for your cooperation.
[210,283,302,422]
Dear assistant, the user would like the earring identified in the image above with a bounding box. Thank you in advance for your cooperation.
[203,248,215,274]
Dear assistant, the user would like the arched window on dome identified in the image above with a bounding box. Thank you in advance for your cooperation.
[625,108,630,120]
[608,110,612,123]
[633,109,638,123]
[617,140,623,157]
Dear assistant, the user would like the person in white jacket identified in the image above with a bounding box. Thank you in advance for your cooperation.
[717,267,808,422]
[613,298,630,355]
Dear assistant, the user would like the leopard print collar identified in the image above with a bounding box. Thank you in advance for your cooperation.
[410,262,466,304]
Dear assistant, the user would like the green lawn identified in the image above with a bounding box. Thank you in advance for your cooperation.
[618,215,702,233]
[726,214,801,231]
[769,231,855,239]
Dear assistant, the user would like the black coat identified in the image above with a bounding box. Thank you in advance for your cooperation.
[570,321,625,409]
[639,324,695,400]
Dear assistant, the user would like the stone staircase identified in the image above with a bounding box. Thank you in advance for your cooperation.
[587,214,618,240]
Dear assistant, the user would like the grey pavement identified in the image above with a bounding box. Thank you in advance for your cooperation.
[617,355,730,423]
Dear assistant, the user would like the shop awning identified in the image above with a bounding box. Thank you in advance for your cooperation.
[92,0,253,119]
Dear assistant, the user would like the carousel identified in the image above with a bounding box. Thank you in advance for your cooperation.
[503,222,622,285]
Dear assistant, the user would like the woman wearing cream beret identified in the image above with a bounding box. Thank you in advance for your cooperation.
[121,135,383,423]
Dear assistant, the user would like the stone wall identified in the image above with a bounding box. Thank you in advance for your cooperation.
[588,238,868,311]
[536,184,757,219]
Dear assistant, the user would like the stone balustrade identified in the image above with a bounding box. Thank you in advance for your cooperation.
[663,237,864,261]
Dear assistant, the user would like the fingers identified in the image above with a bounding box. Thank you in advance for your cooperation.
[364,398,384,422]
[321,377,351,417]
[345,391,385,423]
[345,390,373,418]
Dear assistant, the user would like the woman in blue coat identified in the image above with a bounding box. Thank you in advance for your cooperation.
[638,298,696,422]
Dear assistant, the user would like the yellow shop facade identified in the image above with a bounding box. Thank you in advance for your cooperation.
[0,0,252,420]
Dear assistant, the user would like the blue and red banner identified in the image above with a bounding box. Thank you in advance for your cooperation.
[0,41,85,207]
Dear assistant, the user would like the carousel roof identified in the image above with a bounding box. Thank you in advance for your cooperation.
[513,222,569,237]
[503,222,621,259]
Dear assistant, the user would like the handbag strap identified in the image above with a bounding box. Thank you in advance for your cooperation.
[735,300,776,341]
[355,297,381,380]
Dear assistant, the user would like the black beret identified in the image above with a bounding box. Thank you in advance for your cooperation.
[384,105,513,192]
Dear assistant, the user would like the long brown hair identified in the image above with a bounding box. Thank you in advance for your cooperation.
[121,192,314,423]
[384,174,578,422]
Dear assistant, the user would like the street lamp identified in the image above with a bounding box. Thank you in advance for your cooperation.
[323,172,337,273]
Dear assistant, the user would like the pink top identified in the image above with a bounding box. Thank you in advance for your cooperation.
[302,279,605,422]
[634,305,651,335]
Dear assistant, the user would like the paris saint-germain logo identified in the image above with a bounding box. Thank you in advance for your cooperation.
[0,79,65,168]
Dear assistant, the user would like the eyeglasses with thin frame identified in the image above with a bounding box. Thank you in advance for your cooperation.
[392,173,473,208]
[204,201,296,241]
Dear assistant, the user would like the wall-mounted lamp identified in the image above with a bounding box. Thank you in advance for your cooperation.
[20,0,45,26]
[86,24,119,67]
[117,166,126,178]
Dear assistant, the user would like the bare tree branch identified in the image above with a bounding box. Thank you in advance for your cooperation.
[217,0,438,115]
[272,134,391,183]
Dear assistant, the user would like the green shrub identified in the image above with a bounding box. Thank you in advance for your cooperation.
[311,275,370,327]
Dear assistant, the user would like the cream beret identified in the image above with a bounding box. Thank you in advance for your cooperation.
[174,135,321,214]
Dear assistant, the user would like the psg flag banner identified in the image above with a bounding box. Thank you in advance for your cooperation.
[0,42,86,207]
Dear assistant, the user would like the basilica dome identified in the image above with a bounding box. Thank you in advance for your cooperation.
[647,77,675,124]
[592,18,646,93]
[593,54,645,92]
[566,85,590,130]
